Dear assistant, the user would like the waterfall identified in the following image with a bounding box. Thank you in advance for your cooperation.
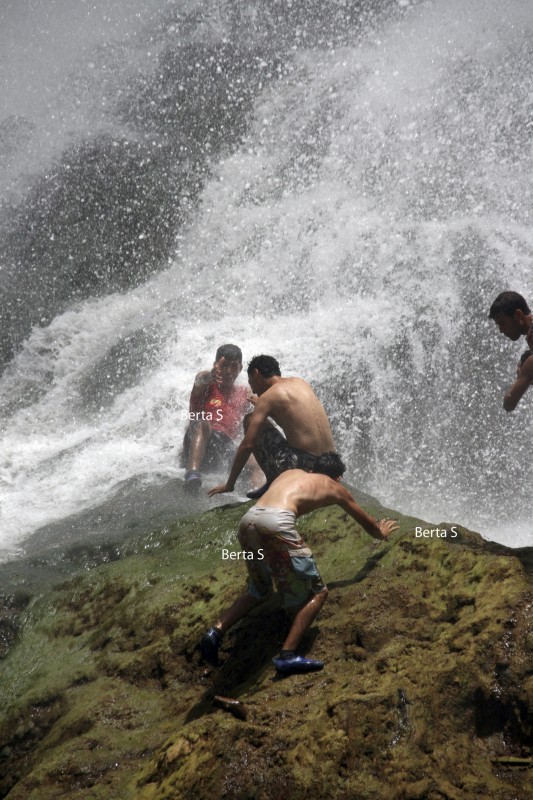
[1,0,532,559]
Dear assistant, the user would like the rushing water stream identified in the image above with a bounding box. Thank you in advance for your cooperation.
[1,0,532,561]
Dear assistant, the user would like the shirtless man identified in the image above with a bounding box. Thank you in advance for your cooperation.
[489,291,533,411]
[200,453,399,676]
[208,354,336,498]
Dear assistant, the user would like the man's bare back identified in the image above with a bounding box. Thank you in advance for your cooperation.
[208,355,338,497]
[255,377,334,454]
[259,469,342,515]
[258,470,398,540]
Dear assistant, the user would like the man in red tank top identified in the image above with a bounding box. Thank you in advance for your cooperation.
[181,344,253,490]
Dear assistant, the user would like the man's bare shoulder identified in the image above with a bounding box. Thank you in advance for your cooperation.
[282,376,310,387]
[258,379,290,402]
[292,472,348,512]
[271,468,322,488]
[299,471,342,494]
[191,370,211,390]
[273,376,313,396]
[194,369,211,382]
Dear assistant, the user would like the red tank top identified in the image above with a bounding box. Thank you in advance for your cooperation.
[194,383,249,439]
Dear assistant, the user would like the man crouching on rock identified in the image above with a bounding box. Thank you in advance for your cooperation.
[200,453,399,677]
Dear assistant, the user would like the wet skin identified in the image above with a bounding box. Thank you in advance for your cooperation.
[208,373,336,496]
[492,310,533,411]
[257,469,399,540]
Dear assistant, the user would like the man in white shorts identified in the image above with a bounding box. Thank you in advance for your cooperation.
[200,453,398,676]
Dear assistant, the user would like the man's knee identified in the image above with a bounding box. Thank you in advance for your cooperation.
[302,587,328,614]
[287,587,328,616]
[189,419,212,437]
[314,587,329,607]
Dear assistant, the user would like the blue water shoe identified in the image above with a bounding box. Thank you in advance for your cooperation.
[184,470,202,492]
[273,653,324,676]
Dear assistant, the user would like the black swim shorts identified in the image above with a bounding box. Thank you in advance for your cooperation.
[254,423,320,481]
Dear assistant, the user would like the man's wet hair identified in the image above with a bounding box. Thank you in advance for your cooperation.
[247,354,281,377]
[313,452,346,479]
[489,291,531,319]
[216,344,242,363]
[519,349,532,367]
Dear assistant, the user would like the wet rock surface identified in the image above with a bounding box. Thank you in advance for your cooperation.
[1,497,532,799]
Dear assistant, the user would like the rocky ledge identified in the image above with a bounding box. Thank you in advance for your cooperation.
[0,493,532,800]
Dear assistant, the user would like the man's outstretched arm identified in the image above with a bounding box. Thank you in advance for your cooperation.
[208,397,271,495]
[503,356,533,412]
[334,484,399,540]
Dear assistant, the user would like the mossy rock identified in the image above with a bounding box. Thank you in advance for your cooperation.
[1,498,532,799]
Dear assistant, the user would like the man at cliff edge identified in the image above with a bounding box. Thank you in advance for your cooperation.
[489,291,533,411]
[200,454,398,676]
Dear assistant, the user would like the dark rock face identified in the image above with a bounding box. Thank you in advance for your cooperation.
[0,500,532,799]
[0,38,278,366]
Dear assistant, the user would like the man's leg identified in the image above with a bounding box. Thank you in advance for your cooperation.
[184,420,211,489]
[200,592,263,666]
[186,420,211,471]
[269,539,329,676]
[272,588,329,676]
[214,592,264,635]
[200,508,272,666]
[280,588,329,653]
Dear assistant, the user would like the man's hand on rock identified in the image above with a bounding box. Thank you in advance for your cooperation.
[377,519,400,539]
[208,483,234,497]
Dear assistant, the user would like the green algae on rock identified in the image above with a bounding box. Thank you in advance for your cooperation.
[1,498,532,800]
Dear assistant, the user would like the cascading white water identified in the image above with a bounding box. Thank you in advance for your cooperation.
[1,0,532,560]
